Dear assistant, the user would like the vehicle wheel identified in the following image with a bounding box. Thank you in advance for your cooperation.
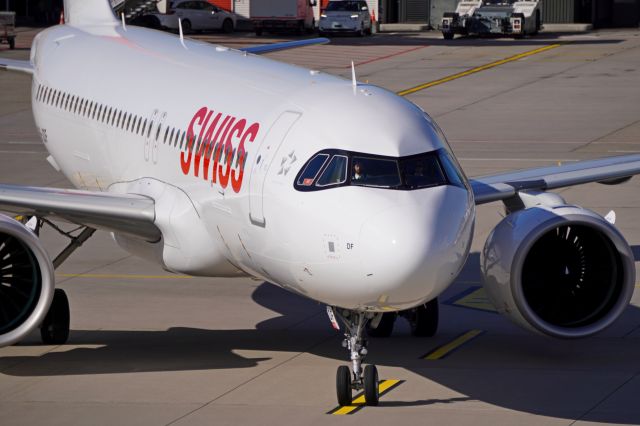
[533,11,540,35]
[40,289,70,345]
[365,23,372,35]
[182,19,192,34]
[408,298,439,337]
[255,27,263,36]
[443,32,454,40]
[366,312,396,338]
[364,365,379,406]
[147,15,161,29]
[222,18,234,34]
[9,37,15,50]
[336,366,352,406]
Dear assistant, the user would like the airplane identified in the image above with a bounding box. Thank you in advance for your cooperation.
[1,0,639,408]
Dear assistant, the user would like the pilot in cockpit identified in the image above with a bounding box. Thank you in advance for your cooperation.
[353,162,365,181]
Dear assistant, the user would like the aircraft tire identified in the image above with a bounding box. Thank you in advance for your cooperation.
[182,20,192,34]
[409,298,439,337]
[336,366,352,406]
[366,312,396,338]
[222,19,234,34]
[364,365,379,406]
[40,289,70,345]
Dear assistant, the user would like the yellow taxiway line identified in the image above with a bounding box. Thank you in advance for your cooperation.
[423,329,485,360]
[397,43,562,97]
[329,379,403,415]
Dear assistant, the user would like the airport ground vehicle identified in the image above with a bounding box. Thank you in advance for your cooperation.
[319,0,373,36]
[144,0,237,33]
[440,0,542,40]
[251,0,317,35]
[0,12,16,50]
[2,0,640,408]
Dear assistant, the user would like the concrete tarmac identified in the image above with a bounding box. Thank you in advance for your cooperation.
[1,28,640,425]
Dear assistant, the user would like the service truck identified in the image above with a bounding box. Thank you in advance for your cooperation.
[0,12,16,50]
[440,0,542,40]
[251,0,317,35]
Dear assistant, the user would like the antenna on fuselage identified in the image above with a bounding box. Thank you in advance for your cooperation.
[121,13,126,31]
[351,61,357,93]
[178,18,186,48]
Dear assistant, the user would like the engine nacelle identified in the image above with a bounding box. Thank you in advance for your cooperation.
[481,205,635,338]
[0,215,55,347]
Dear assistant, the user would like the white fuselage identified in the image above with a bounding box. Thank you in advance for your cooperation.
[29,23,475,311]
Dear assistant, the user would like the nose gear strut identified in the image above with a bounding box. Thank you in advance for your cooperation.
[328,307,380,406]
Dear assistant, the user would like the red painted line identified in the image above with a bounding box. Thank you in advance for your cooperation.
[343,45,428,68]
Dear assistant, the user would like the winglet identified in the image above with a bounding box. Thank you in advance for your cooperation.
[178,18,186,48]
[351,61,357,88]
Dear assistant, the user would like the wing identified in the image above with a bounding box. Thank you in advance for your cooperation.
[0,57,34,75]
[471,154,640,205]
[0,184,161,241]
[239,37,329,55]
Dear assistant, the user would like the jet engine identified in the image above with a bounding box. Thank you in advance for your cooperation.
[481,204,635,338]
[0,214,55,346]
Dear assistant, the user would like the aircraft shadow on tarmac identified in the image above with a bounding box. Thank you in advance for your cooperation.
[2,251,640,422]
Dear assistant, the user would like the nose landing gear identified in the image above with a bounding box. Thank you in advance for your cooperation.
[330,308,380,406]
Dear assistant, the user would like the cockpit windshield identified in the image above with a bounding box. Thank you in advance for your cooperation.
[295,149,467,192]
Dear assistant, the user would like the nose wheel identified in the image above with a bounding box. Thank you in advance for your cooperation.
[330,308,380,406]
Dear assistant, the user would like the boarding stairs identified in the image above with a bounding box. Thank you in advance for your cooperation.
[111,0,160,21]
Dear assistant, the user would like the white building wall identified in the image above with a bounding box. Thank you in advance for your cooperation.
[234,0,250,17]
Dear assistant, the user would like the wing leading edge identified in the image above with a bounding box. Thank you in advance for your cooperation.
[239,37,330,55]
[471,154,640,205]
[0,57,34,75]
[0,184,160,241]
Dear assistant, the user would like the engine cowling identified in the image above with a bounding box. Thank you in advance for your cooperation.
[481,205,635,338]
[0,215,55,347]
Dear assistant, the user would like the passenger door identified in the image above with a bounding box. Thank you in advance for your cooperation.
[248,111,301,227]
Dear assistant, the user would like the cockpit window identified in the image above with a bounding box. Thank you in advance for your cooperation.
[399,156,447,189]
[294,149,468,192]
[439,152,465,188]
[351,156,401,188]
[297,153,329,186]
[316,155,348,187]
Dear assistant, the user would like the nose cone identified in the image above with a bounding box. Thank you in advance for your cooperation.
[358,186,473,310]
